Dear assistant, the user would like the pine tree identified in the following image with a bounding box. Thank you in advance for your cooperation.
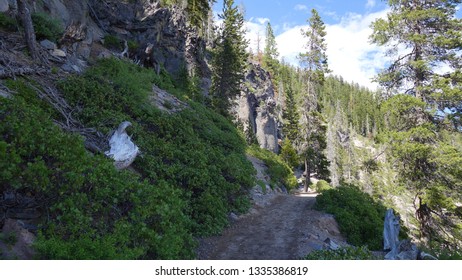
[298,9,330,191]
[282,69,300,144]
[370,0,462,122]
[211,0,248,116]
[263,21,279,76]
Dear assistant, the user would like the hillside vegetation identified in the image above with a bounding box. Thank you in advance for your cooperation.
[1,58,255,259]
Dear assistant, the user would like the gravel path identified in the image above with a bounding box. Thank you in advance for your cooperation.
[197,193,346,260]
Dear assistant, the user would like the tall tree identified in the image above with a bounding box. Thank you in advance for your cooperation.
[281,65,300,144]
[298,9,330,191]
[370,0,462,119]
[17,0,39,60]
[263,21,279,75]
[211,0,248,116]
[186,0,216,30]
[371,0,462,248]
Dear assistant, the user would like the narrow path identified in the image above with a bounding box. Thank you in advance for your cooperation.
[197,193,346,260]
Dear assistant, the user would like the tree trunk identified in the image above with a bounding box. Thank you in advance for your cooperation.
[304,158,311,192]
[17,0,39,60]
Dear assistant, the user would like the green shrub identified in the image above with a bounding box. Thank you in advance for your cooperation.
[1,58,256,258]
[103,34,123,50]
[314,184,387,250]
[0,92,194,259]
[303,246,378,260]
[280,138,299,168]
[247,145,297,190]
[31,12,63,42]
[315,180,332,193]
[0,13,17,31]
[59,58,255,237]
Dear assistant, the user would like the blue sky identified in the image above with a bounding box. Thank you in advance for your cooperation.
[213,0,461,90]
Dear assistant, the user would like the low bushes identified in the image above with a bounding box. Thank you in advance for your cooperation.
[247,145,298,190]
[1,58,255,259]
[314,184,387,250]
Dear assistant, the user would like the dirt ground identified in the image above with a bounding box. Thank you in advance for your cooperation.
[197,192,346,260]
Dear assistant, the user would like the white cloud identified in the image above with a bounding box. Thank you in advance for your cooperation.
[275,9,390,90]
[245,19,268,53]
[366,0,376,9]
[294,4,309,11]
[256,17,270,25]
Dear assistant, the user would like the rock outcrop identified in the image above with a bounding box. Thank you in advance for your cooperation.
[30,0,211,92]
[235,63,280,153]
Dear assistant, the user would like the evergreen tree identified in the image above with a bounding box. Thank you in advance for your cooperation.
[211,0,248,116]
[186,0,215,29]
[371,0,462,248]
[370,0,462,126]
[298,9,330,191]
[263,21,279,76]
[281,69,300,144]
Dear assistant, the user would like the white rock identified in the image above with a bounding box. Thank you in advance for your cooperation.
[51,49,67,57]
[105,121,140,170]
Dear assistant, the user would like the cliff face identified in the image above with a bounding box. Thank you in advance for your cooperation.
[235,63,280,153]
[22,0,211,93]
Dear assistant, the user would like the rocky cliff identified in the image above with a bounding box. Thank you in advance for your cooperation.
[2,0,280,153]
[3,0,211,92]
[235,62,281,153]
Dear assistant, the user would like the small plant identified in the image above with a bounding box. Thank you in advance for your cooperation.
[31,12,63,42]
[257,180,266,193]
[0,13,17,31]
[0,232,17,247]
[303,246,378,260]
[163,100,174,110]
[315,180,332,193]
[103,34,123,50]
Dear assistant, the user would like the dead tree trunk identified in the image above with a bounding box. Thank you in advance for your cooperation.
[17,0,39,60]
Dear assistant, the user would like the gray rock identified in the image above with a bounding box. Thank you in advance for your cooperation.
[229,212,239,222]
[40,39,57,50]
[0,0,9,12]
[234,63,280,153]
[51,49,67,57]
[383,209,400,251]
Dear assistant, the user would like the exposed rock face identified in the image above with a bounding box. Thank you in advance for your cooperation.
[33,0,211,92]
[236,63,280,153]
[89,0,211,94]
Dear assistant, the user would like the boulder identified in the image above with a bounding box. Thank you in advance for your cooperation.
[383,209,400,251]
[0,0,8,12]
[0,219,36,259]
[40,39,57,50]
[383,208,437,260]
[105,121,140,170]
[51,49,67,57]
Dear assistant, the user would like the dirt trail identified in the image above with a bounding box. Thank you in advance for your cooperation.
[197,193,346,260]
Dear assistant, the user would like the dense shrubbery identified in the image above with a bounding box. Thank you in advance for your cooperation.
[303,246,377,260]
[1,58,255,259]
[247,145,297,190]
[314,184,387,250]
[31,12,63,42]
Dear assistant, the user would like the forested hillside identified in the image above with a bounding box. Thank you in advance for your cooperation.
[1,0,461,259]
